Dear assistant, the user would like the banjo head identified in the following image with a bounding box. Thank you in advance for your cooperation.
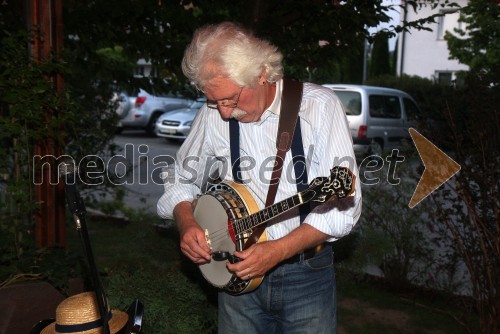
[194,193,235,288]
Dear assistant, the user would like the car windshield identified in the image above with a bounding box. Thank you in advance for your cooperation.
[333,91,361,116]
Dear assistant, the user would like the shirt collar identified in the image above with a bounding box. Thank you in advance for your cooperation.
[255,79,283,124]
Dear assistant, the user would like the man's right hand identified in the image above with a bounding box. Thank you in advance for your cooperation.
[174,201,212,264]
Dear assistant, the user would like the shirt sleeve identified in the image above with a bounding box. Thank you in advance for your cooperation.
[302,88,362,241]
[157,106,218,219]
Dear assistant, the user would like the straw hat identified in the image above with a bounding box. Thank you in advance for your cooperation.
[40,292,128,334]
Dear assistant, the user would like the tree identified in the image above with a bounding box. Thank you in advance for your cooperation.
[445,0,500,332]
[435,75,499,334]
[445,0,500,86]
[443,4,499,331]
[392,37,399,75]
[62,0,458,87]
[369,33,392,79]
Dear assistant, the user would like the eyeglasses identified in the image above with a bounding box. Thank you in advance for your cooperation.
[206,87,244,110]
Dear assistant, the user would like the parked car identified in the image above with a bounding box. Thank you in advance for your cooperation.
[119,89,194,136]
[155,98,206,141]
[323,84,421,157]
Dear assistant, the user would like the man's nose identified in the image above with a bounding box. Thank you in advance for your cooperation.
[218,106,233,119]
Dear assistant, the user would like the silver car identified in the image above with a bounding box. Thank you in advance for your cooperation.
[120,89,194,136]
[155,98,206,141]
[323,84,421,157]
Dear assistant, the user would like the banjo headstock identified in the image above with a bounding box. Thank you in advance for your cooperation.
[303,166,355,203]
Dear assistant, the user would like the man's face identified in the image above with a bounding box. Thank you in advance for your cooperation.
[203,76,266,123]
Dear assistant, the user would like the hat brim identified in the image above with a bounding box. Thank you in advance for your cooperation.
[40,310,128,334]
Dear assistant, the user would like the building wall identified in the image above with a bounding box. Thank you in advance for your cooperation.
[396,0,469,84]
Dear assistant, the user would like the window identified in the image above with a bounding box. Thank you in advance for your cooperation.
[150,66,159,78]
[403,98,421,121]
[333,91,361,115]
[436,71,453,86]
[134,66,145,77]
[437,10,461,40]
[369,95,401,119]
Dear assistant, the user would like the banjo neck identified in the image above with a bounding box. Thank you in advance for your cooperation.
[230,166,355,237]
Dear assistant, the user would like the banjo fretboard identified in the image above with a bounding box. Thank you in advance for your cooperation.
[232,193,304,235]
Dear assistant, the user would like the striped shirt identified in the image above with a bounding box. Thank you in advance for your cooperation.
[157,80,362,241]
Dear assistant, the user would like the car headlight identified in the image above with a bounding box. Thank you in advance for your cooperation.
[184,121,193,126]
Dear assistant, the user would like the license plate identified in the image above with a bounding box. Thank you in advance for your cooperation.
[160,129,176,134]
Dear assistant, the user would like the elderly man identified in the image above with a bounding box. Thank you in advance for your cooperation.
[158,21,361,334]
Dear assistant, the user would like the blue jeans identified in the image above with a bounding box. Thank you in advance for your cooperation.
[218,246,336,334]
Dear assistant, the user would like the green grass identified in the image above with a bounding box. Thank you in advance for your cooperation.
[67,213,218,334]
[65,212,479,334]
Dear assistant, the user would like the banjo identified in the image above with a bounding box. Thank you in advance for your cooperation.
[193,166,356,295]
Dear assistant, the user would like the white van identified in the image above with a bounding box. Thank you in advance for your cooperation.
[323,84,421,157]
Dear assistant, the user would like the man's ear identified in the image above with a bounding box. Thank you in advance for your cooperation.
[259,67,268,85]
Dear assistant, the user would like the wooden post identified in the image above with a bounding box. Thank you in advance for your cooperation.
[29,0,66,248]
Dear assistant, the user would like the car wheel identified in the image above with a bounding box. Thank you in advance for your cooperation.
[146,113,161,137]
[368,139,383,157]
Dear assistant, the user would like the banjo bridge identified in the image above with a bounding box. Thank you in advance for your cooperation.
[204,229,212,249]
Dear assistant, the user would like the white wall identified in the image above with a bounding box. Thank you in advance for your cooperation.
[396,0,469,82]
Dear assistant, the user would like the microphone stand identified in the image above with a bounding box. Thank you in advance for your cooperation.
[59,162,110,334]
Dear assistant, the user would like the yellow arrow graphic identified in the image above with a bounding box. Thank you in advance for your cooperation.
[408,128,461,208]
